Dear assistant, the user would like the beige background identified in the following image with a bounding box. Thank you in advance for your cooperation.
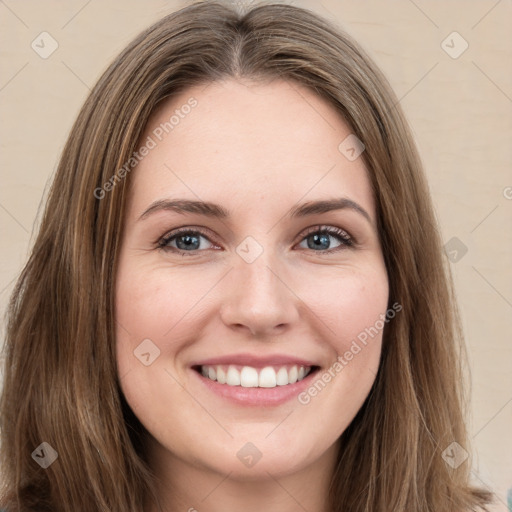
[0,0,511,509]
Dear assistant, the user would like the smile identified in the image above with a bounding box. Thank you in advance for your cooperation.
[190,353,321,406]
[197,364,314,388]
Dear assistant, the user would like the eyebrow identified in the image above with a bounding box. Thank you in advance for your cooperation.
[138,197,372,224]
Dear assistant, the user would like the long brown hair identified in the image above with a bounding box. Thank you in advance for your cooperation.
[0,1,494,510]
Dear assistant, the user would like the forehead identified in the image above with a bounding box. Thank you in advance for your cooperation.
[127,78,374,221]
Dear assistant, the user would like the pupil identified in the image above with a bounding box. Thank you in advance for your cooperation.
[177,234,199,250]
[309,233,329,250]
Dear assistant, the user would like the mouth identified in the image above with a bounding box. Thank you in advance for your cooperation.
[189,353,322,406]
[192,363,320,388]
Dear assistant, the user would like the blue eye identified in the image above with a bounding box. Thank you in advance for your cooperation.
[157,225,353,256]
[298,226,353,252]
[158,228,214,254]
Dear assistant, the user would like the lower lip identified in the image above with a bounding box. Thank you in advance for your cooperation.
[191,368,319,406]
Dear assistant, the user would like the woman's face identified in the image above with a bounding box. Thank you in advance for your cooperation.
[115,78,389,479]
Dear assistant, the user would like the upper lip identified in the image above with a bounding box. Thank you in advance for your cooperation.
[191,353,319,368]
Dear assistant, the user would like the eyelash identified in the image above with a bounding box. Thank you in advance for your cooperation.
[157,225,354,257]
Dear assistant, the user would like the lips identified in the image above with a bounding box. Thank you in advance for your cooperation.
[191,357,321,406]
[190,353,320,389]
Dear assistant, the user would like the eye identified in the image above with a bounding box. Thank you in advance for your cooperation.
[296,225,353,253]
[157,227,217,255]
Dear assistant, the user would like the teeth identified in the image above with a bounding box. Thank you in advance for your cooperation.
[276,367,289,386]
[288,365,298,384]
[240,366,259,387]
[199,364,312,388]
[259,366,277,388]
[216,366,227,384]
[226,366,241,386]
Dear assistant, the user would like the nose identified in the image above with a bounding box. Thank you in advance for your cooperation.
[219,251,300,338]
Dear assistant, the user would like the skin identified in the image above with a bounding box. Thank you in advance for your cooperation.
[115,78,389,512]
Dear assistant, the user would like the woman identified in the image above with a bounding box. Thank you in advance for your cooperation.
[0,1,494,511]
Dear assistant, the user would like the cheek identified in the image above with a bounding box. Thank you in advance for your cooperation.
[115,271,165,378]
[114,261,225,415]
[115,263,213,348]
[304,263,389,353]
[293,264,389,419]
[114,263,210,433]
